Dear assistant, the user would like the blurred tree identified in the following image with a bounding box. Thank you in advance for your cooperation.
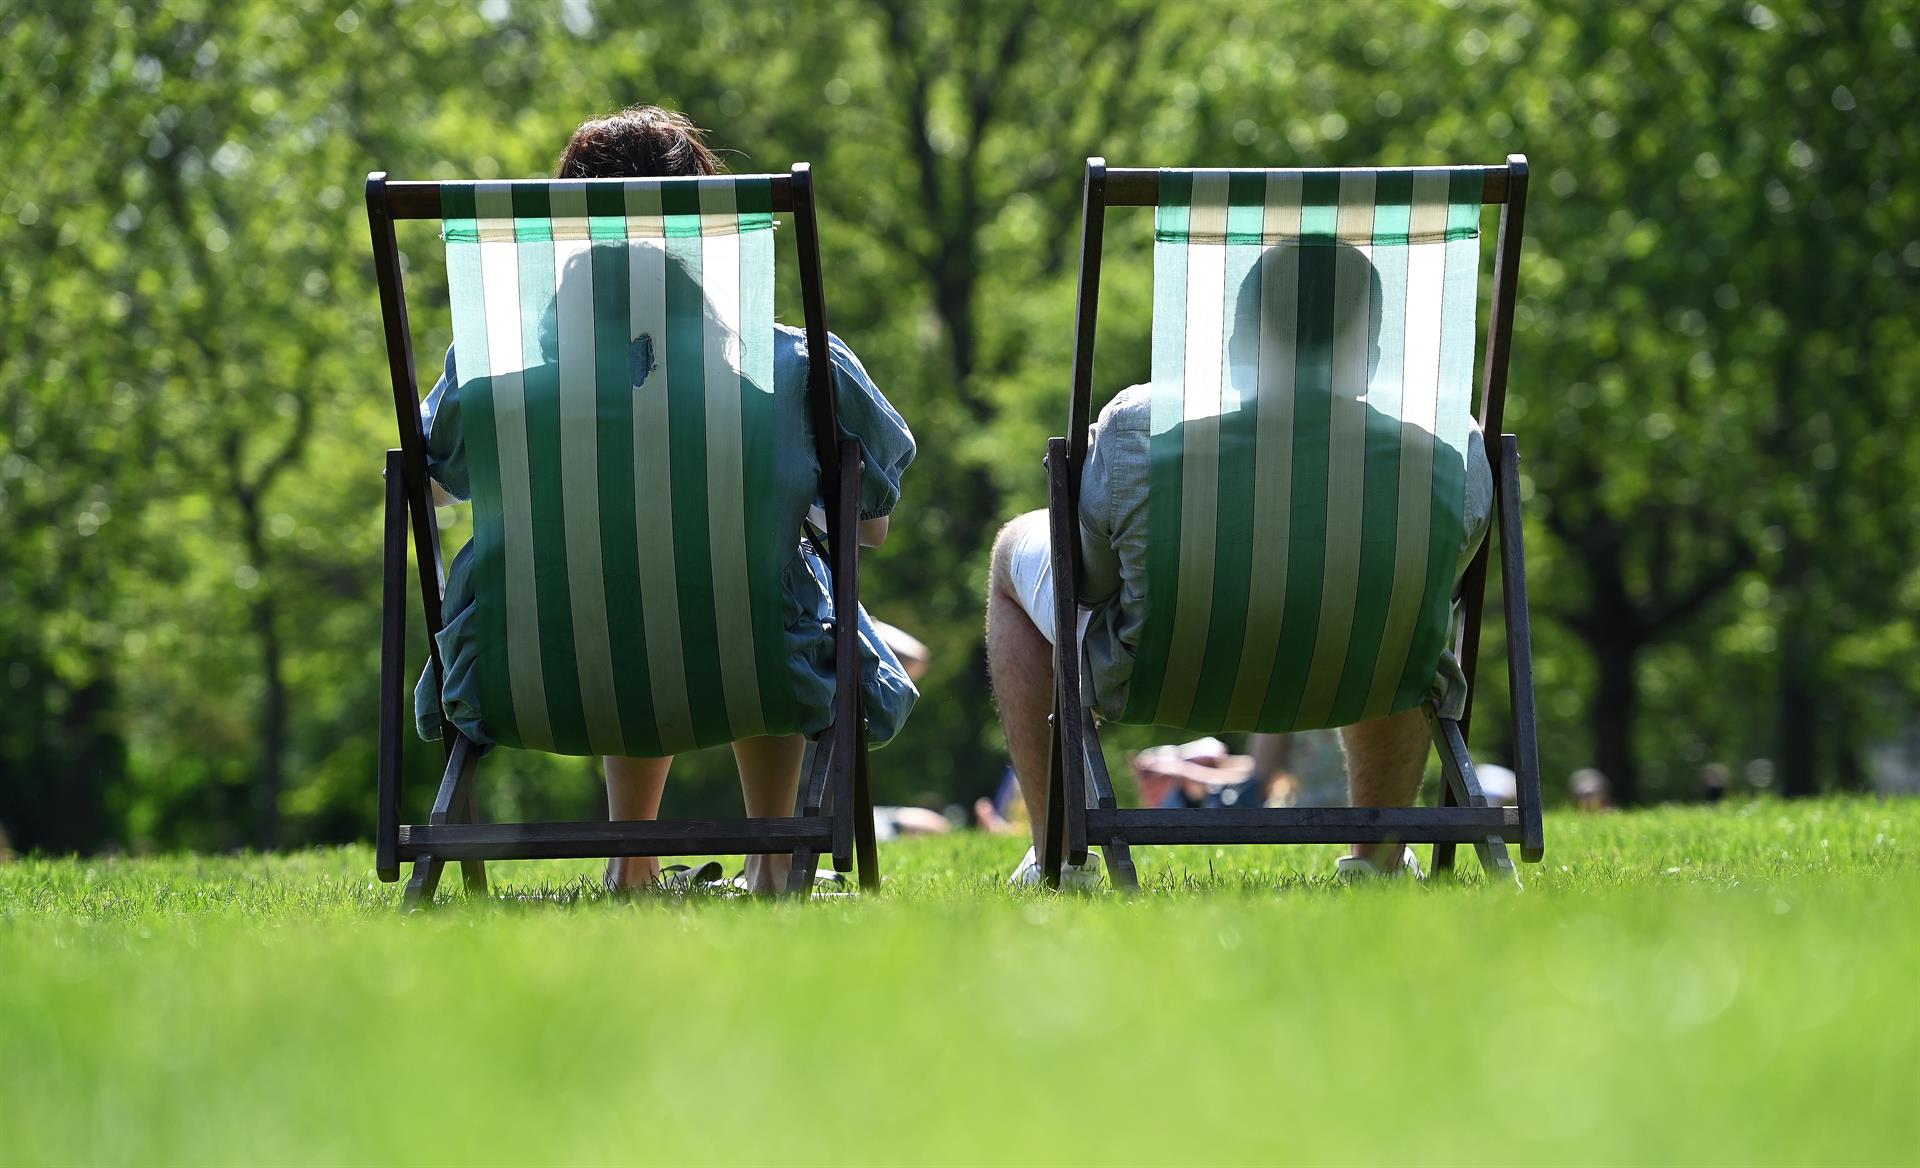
[2,4,172,849]
[1,0,1916,852]
[1502,0,1920,800]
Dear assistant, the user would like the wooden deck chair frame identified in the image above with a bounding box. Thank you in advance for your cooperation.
[1043,154,1542,892]
[366,165,878,905]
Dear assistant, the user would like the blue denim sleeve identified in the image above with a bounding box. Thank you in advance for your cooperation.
[1077,422,1124,605]
[824,332,915,519]
[420,344,469,500]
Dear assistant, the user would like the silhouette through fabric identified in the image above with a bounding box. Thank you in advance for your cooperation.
[1119,167,1483,733]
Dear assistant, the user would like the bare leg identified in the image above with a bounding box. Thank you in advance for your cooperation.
[734,734,807,894]
[986,512,1057,855]
[1248,733,1289,804]
[1339,708,1429,871]
[604,755,671,890]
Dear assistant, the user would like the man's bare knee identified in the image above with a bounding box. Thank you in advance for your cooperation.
[988,511,1046,604]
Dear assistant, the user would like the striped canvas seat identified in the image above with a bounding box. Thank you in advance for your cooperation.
[1118,168,1485,734]
[440,177,803,757]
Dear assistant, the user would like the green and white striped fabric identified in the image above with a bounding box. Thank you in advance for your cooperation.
[440,177,802,757]
[1118,167,1485,733]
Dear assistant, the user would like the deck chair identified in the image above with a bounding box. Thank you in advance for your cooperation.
[365,166,878,905]
[1042,155,1542,891]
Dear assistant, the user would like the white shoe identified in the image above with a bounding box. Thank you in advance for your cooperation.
[1008,845,1105,891]
[1335,847,1425,883]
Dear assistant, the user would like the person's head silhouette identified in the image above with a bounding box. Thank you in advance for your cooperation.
[538,235,745,389]
[1224,237,1384,391]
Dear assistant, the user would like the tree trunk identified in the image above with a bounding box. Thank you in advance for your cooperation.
[250,589,289,849]
[1833,740,1865,793]
[933,263,978,399]
[0,666,120,854]
[1777,630,1819,798]
[1590,636,1641,806]
[58,675,117,851]
[235,489,290,849]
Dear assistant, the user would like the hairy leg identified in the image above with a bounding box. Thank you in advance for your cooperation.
[987,511,1057,855]
[604,754,672,890]
[1339,709,1430,871]
[733,734,807,894]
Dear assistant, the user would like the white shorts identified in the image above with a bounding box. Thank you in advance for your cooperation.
[1003,512,1092,648]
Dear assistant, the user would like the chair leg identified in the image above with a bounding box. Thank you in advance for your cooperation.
[1040,712,1067,889]
[459,863,488,896]
[852,725,880,891]
[1431,781,1460,875]
[1496,434,1545,864]
[457,778,488,897]
[785,849,819,896]
[1428,700,1461,874]
[1105,837,1140,894]
[377,452,407,884]
[403,857,445,908]
[1473,833,1518,884]
[1073,708,1136,893]
[829,720,856,874]
[1044,438,1093,875]
[786,739,824,897]
[404,734,478,909]
[1427,710,1517,885]
[458,862,488,895]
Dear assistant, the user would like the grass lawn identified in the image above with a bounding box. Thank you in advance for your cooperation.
[3,797,1917,1165]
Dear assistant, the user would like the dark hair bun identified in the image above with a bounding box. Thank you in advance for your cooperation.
[556,105,725,179]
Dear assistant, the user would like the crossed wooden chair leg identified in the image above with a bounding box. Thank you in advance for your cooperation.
[1427,709,1518,884]
[785,733,837,896]
[1044,707,1140,894]
[1078,711,1139,894]
[402,735,488,909]
[784,731,881,897]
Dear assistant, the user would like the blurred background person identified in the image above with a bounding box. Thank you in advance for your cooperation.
[872,620,929,684]
[1132,738,1260,809]
[974,768,1027,836]
[866,620,944,839]
[1571,768,1614,813]
[1130,737,1308,809]
[872,803,952,840]
[1476,761,1519,808]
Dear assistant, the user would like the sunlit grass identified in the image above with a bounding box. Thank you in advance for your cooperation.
[3,797,1916,1165]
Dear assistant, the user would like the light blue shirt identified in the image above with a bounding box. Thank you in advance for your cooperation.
[1076,384,1492,720]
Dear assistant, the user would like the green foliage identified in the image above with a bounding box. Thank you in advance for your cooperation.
[3,798,1919,1162]
[1,0,1916,849]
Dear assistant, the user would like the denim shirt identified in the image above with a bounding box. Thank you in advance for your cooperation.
[414,324,919,750]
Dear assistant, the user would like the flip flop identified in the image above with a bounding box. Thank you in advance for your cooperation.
[603,858,726,897]
[658,860,726,892]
